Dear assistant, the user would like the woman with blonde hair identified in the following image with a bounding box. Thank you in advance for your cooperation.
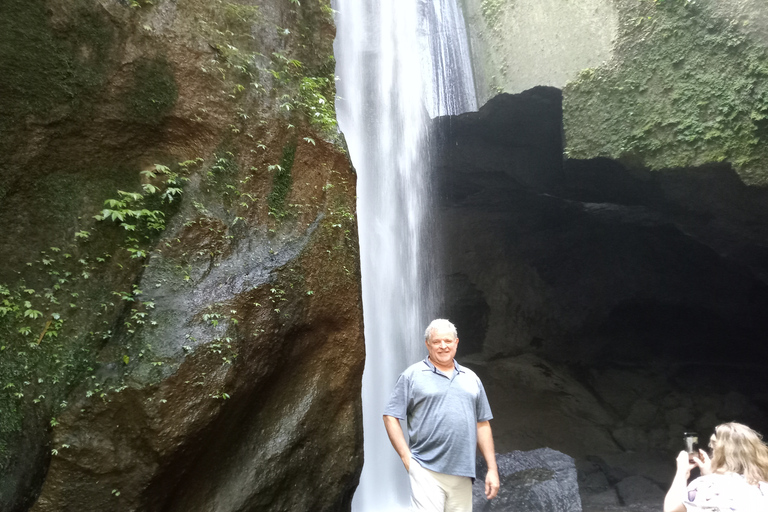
[664,422,768,511]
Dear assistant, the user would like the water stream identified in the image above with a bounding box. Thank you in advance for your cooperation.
[333,0,476,509]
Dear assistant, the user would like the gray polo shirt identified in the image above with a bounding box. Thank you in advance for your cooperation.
[384,357,493,478]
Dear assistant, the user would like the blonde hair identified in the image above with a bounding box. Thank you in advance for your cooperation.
[709,422,768,485]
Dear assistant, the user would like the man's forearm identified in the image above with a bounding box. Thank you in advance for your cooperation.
[477,421,497,469]
[477,420,500,499]
[383,415,411,470]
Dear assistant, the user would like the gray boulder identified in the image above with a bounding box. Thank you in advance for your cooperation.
[473,448,582,511]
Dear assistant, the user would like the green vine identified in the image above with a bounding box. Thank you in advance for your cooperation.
[94,164,188,258]
[0,161,191,466]
[268,141,298,219]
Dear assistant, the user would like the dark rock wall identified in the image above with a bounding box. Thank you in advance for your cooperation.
[435,87,768,366]
[0,0,364,510]
[432,88,768,510]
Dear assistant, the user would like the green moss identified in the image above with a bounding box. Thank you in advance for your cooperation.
[125,58,179,124]
[196,0,260,36]
[194,0,261,82]
[284,0,339,140]
[297,72,337,135]
[0,0,114,148]
[563,0,768,182]
[0,166,139,281]
[504,467,556,485]
[218,2,260,33]
[33,174,101,227]
[481,0,506,30]
[203,150,239,202]
[0,394,22,459]
[294,0,334,69]
[210,151,239,177]
[268,141,297,217]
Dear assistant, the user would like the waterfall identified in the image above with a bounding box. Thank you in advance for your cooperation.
[333,0,476,510]
[421,0,478,117]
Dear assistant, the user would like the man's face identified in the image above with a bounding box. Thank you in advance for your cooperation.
[425,327,459,368]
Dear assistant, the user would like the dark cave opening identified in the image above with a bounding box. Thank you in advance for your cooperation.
[431,86,768,510]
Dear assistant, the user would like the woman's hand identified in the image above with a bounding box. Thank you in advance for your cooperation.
[675,451,696,478]
[693,449,713,475]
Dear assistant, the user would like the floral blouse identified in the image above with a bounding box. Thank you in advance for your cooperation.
[684,473,768,511]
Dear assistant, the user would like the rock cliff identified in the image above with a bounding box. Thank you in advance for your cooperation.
[462,0,768,185]
[454,6,768,509]
[0,0,364,510]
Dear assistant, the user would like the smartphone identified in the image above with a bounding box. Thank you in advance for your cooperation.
[683,431,699,460]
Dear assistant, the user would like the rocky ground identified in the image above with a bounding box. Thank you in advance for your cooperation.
[465,355,768,512]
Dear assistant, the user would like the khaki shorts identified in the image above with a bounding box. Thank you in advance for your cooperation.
[408,458,472,512]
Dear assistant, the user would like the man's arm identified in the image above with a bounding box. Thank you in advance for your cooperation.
[383,415,411,471]
[477,420,499,499]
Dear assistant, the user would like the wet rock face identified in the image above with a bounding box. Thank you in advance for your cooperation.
[0,0,363,510]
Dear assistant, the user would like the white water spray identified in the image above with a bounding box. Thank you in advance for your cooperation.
[333,0,476,510]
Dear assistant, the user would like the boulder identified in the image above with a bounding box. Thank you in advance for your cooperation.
[615,475,665,508]
[473,448,582,512]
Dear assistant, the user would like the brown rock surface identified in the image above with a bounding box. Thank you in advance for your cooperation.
[0,0,364,510]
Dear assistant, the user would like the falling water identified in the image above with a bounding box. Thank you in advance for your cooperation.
[333,0,476,510]
[421,0,478,117]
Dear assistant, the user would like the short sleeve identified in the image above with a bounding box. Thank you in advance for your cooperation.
[475,377,493,422]
[383,374,409,420]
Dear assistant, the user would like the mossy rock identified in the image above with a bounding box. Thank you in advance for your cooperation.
[563,0,768,185]
[0,0,114,137]
[124,57,179,124]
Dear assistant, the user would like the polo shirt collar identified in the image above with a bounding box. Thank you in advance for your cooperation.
[423,356,464,375]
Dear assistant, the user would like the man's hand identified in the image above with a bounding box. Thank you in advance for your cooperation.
[485,467,500,499]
